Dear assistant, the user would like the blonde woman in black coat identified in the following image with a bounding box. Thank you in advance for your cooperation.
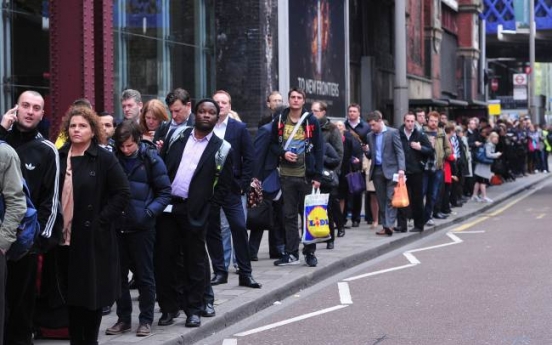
[58,106,130,345]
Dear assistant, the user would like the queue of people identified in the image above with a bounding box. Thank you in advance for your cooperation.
[1,87,550,345]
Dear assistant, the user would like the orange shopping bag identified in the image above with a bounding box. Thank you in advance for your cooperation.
[391,176,409,208]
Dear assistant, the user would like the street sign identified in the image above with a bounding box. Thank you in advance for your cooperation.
[488,100,501,115]
[491,79,499,92]
[513,86,528,100]
[513,73,527,86]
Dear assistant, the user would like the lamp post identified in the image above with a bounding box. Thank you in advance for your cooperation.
[393,0,408,126]
[529,0,537,123]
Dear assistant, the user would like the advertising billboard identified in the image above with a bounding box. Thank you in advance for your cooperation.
[288,0,347,115]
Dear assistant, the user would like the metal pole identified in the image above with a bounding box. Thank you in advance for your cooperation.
[529,0,537,123]
[393,0,408,126]
[480,18,487,101]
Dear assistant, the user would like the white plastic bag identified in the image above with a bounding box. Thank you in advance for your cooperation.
[302,188,331,244]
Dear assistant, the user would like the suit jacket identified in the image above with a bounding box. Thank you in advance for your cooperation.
[365,126,406,180]
[153,113,195,144]
[223,118,254,193]
[253,122,280,197]
[161,128,233,230]
[254,122,278,179]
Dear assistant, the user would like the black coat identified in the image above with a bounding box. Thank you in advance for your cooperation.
[398,125,434,174]
[161,128,233,230]
[58,143,130,309]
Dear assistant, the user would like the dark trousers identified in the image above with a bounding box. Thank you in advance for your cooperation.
[116,230,156,325]
[281,176,315,256]
[423,169,443,222]
[155,203,210,317]
[320,186,338,242]
[206,192,252,276]
[0,254,6,345]
[248,197,286,258]
[397,172,424,230]
[5,253,37,345]
[350,192,363,222]
[68,306,102,345]
[363,191,373,223]
[440,182,452,214]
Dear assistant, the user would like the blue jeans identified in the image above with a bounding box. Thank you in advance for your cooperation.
[423,169,443,222]
[221,195,247,270]
[116,229,156,325]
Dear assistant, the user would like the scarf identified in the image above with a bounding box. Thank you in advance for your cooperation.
[61,148,75,246]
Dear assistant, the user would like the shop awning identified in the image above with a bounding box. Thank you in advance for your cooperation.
[442,99,469,107]
[408,98,449,107]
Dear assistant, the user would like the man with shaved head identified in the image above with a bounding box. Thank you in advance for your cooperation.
[1,90,60,344]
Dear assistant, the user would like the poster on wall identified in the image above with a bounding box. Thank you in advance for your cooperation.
[289,0,346,116]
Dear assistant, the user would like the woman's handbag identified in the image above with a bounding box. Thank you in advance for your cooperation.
[391,176,409,208]
[320,169,339,188]
[346,170,366,194]
[246,198,273,230]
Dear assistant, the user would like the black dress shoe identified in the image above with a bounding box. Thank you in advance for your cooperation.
[352,221,360,227]
[210,272,228,285]
[158,311,180,326]
[238,275,262,288]
[326,241,334,249]
[202,303,216,317]
[102,305,112,315]
[410,227,423,233]
[250,255,259,261]
[394,227,407,233]
[376,228,393,236]
[433,213,448,219]
[185,314,201,328]
[337,228,346,237]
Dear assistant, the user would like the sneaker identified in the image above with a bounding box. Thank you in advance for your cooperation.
[544,170,548,173]
[471,195,481,202]
[482,197,493,203]
[274,254,299,266]
[136,323,151,337]
[106,321,131,335]
[535,169,539,173]
[426,219,435,226]
[304,253,318,267]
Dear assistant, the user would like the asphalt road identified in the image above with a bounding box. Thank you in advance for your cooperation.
[201,180,552,345]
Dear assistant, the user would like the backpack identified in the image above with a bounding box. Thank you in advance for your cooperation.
[214,140,231,189]
[0,177,40,261]
[475,146,494,165]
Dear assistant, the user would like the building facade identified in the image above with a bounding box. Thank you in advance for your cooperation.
[0,0,485,139]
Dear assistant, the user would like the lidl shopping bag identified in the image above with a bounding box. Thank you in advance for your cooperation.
[302,188,331,244]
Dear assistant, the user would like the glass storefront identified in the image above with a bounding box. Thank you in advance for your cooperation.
[1,0,214,119]
[0,0,50,112]
[113,0,215,119]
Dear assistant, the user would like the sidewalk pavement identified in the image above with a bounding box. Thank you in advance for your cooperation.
[35,172,550,345]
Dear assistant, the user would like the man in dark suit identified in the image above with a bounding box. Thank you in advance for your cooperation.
[344,103,371,227]
[364,110,405,236]
[155,99,233,328]
[153,88,195,146]
[397,112,434,233]
[249,113,286,259]
[205,90,261,288]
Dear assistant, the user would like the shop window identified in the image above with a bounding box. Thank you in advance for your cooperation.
[113,0,214,119]
[0,0,50,111]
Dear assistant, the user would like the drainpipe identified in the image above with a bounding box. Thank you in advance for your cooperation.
[393,0,408,126]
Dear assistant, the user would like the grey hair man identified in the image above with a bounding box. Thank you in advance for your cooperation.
[121,89,143,121]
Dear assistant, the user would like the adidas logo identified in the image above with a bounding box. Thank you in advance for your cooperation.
[25,163,36,171]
